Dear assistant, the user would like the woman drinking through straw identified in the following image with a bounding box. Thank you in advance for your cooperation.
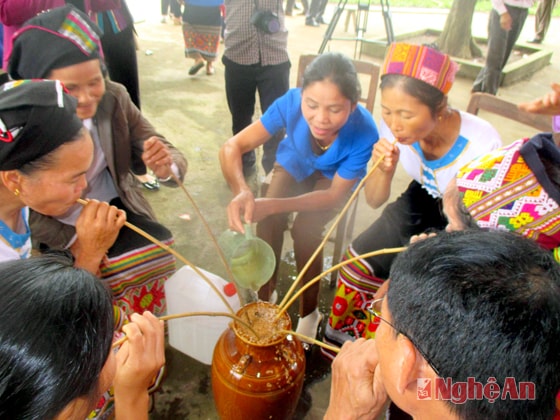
[8,5,188,320]
[0,252,165,420]
[0,78,133,419]
[0,79,123,268]
[323,43,502,358]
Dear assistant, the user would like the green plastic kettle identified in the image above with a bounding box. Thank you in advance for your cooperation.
[218,224,276,293]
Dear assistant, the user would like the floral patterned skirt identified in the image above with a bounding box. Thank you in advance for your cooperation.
[321,246,385,360]
[182,5,221,61]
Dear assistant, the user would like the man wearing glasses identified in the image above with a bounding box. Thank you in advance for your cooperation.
[325,230,560,419]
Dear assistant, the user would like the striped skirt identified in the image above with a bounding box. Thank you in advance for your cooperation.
[100,199,176,320]
[101,238,175,320]
[88,201,174,419]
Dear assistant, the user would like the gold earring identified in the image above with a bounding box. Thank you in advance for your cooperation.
[14,189,19,197]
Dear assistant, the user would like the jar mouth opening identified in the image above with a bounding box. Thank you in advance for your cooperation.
[233,301,291,346]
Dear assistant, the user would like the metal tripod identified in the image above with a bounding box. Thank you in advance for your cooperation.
[318,0,395,59]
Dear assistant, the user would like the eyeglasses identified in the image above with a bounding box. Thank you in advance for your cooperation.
[367,297,442,377]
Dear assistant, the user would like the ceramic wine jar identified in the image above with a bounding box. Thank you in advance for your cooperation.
[211,301,306,420]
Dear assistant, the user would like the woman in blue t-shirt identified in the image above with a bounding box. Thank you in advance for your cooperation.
[220,52,379,342]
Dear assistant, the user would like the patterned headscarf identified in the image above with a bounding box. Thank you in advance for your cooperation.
[0,80,83,170]
[456,133,560,258]
[8,5,104,80]
[381,42,458,94]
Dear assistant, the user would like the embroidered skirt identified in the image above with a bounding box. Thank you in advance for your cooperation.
[89,199,174,419]
[321,246,384,360]
[182,5,221,61]
[101,198,176,319]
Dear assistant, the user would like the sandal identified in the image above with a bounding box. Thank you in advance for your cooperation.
[136,173,160,191]
[188,61,204,75]
[142,179,160,191]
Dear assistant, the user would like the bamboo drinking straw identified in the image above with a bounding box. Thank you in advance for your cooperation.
[76,198,235,313]
[278,140,398,310]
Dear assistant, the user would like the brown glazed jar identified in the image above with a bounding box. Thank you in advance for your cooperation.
[211,301,306,420]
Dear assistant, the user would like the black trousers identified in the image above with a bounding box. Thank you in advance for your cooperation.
[307,0,327,19]
[222,56,290,174]
[352,181,447,279]
[101,19,141,109]
[472,5,528,95]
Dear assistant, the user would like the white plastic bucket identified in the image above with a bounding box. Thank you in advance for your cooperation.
[165,265,240,365]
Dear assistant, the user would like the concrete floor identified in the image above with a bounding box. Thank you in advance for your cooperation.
[124,1,560,418]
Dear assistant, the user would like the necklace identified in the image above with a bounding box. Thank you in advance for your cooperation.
[313,136,332,151]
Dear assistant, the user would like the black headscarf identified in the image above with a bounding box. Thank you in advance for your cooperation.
[520,132,560,205]
[0,80,84,170]
[8,5,104,80]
